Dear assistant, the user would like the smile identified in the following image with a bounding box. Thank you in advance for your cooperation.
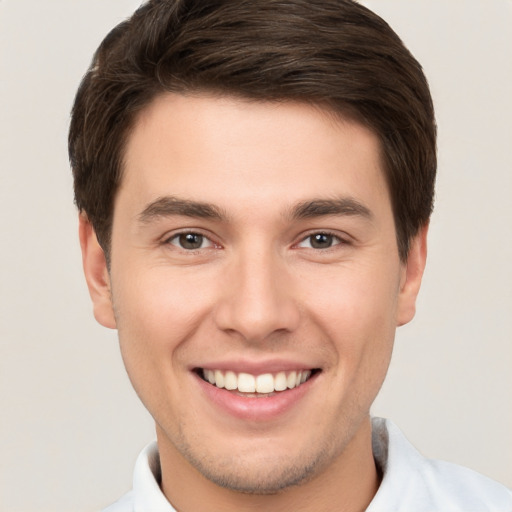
[200,369,315,394]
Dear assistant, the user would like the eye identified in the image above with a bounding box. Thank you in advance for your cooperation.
[297,232,343,249]
[167,232,214,250]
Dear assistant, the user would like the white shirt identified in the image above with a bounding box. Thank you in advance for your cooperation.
[102,418,512,511]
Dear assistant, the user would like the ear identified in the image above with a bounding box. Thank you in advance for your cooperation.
[78,214,117,329]
[396,223,429,327]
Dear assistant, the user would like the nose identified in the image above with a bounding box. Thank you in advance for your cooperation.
[213,247,301,343]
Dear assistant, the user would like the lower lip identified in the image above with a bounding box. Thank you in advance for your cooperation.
[194,372,318,422]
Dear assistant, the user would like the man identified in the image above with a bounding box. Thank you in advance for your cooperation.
[69,0,512,510]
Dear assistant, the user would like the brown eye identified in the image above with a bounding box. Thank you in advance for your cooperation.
[180,233,203,249]
[297,232,344,250]
[310,233,334,249]
[169,232,212,250]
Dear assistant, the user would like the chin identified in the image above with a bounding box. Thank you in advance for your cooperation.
[175,432,336,495]
[192,454,325,495]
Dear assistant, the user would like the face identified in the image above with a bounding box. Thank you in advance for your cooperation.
[81,93,426,494]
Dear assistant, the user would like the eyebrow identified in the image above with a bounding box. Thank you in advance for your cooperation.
[137,195,373,224]
[290,197,373,221]
[138,196,227,223]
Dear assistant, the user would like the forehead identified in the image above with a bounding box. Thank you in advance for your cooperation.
[119,93,391,219]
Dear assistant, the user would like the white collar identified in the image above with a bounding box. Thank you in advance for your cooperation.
[121,418,511,512]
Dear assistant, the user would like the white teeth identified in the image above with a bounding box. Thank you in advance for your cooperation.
[256,373,274,393]
[206,369,215,384]
[238,373,256,393]
[202,368,313,393]
[274,372,288,392]
[214,370,225,389]
[224,371,237,390]
[287,371,297,389]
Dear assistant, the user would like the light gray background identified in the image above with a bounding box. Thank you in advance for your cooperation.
[1,1,511,511]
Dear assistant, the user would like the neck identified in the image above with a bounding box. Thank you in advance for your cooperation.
[157,417,380,512]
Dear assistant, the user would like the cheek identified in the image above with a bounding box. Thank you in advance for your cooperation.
[111,269,214,420]
[305,263,400,330]
[111,268,216,375]
[302,263,399,374]
[114,266,209,326]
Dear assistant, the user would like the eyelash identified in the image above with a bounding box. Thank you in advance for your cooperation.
[295,231,349,250]
[164,231,219,251]
[163,230,349,252]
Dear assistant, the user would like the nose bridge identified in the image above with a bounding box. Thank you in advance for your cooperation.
[214,240,300,342]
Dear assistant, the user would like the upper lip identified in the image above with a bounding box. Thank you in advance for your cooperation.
[192,358,320,375]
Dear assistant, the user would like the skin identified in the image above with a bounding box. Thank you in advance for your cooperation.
[80,93,427,512]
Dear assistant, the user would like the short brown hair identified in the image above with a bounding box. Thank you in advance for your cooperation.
[69,0,436,262]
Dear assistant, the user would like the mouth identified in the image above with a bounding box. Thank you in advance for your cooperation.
[195,368,320,397]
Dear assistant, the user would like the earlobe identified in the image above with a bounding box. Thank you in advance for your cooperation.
[396,223,429,327]
[78,214,117,329]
